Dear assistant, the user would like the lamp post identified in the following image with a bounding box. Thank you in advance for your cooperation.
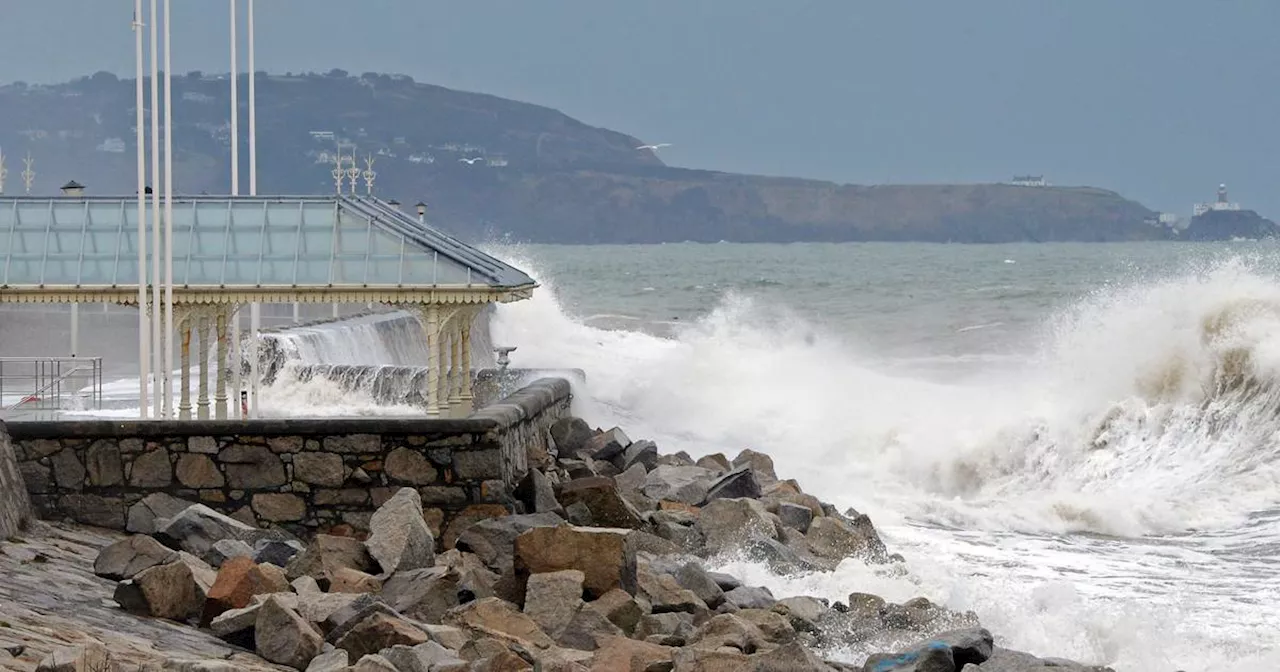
[416,201,427,224]
[132,1,150,419]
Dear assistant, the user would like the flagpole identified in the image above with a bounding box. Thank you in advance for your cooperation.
[133,0,150,419]
[163,0,175,419]
[248,0,260,418]
[149,0,163,418]
[230,0,239,197]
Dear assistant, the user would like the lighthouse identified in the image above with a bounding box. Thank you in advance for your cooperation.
[1194,183,1242,217]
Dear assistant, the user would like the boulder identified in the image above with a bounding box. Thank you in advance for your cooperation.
[775,502,814,533]
[550,418,595,458]
[514,469,563,515]
[381,566,461,624]
[674,561,726,609]
[671,646,749,671]
[730,450,777,484]
[444,597,556,651]
[636,564,706,615]
[295,590,365,625]
[737,537,829,574]
[328,567,383,594]
[524,570,586,635]
[707,572,742,592]
[381,641,468,672]
[555,604,623,651]
[34,642,112,672]
[655,452,695,468]
[702,466,763,503]
[285,534,376,583]
[558,459,598,480]
[304,649,349,672]
[805,515,888,563]
[349,654,400,671]
[334,612,432,660]
[155,504,270,564]
[641,466,715,506]
[255,595,324,670]
[126,492,195,535]
[203,556,291,623]
[115,555,215,622]
[904,628,994,668]
[589,635,675,672]
[734,609,795,646]
[615,440,659,473]
[585,589,647,635]
[583,428,631,461]
[862,640,953,672]
[695,499,777,555]
[322,594,400,642]
[210,601,264,639]
[365,487,436,577]
[255,538,306,567]
[723,586,775,611]
[93,534,178,580]
[772,596,828,634]
[748,641,836,671]
[456,512,566,575]
[687,613,768,654]
[208,538,256,567]
[694,454,731,474]
[514,526,637,599]
[557,477,646,529]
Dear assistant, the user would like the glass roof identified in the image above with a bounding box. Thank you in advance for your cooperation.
[0,195,535,289]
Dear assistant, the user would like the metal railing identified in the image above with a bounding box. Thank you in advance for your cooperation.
[0,357,104,413]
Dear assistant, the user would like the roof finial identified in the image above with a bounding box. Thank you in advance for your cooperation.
[21,153,35,194]
[345,149,360,196]
[362,154,377,196]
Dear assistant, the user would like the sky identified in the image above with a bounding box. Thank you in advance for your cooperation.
[1,0,1277,218]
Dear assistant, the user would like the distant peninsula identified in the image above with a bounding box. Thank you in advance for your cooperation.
[0,70,1259,244]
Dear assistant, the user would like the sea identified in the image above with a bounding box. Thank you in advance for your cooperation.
[28,240,1280,671]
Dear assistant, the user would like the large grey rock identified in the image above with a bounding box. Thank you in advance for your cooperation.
[209,538,255,567]
[641,465,715,505]
[255,538,306,567]
[583,427,631,461]
[304,649,349,672]
[514,468,562,515]
[557,477,646,529]
[696,498,777,554]
[926,628,994,668]
[555,604,623,651]
[93,534,178,580]
[365,487,436,577]
[749,641,836,671]
[154,504,266,563]
[380,566,460,624]
[702,465,763,503]
[723,585,775,610]
[731,449,778,484]
[115,556,214,622]
[776,502,815,533]
[806,514,889,563]
[674,561,725,609]
[255,595,324,670]
[773,596,828,634]
[862,640,954,672]
[126,492,195,535]
[380,641,467,672]
[550,417,595,458]
[349,654,400,671]
[455,512,565,574]
[615,440,659,472]
[286,534,376,582]
[524,569,585,635]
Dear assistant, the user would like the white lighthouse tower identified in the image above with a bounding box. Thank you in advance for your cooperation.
[1194,183,1241,217]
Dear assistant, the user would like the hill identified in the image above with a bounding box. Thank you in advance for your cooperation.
[1181,209,1280,241]
[0,70,1172,243]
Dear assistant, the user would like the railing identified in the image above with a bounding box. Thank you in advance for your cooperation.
[0,356,104,414]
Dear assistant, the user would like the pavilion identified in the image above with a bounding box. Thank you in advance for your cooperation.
[0,192,536,419]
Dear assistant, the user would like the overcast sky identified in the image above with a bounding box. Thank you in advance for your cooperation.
[2,1,1277,217]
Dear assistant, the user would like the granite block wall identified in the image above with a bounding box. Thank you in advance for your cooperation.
[4,378,571,537]
[0,420,34,538]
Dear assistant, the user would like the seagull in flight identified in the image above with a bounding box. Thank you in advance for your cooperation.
[636,143,672,151]
[459,157,484,164]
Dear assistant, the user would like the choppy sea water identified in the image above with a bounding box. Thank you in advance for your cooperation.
[52,241,1280,670]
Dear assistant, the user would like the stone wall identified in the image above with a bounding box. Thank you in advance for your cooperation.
[4,378,571,537]
[0,420,34,538]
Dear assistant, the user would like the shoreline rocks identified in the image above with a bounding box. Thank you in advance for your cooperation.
[9,414,1116,672]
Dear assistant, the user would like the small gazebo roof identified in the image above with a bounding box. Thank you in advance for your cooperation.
[0,194,535,304]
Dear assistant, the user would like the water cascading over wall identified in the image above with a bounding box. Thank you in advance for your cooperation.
[0,420,33,537]
[257,307,498,406]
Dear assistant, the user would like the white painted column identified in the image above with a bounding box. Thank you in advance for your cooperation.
[460,308,474,413]
[215,310,228,419]
[332,303,339,318]
[70,303,79,357]
[196,315,211,420]
[293,302,300,323]
[448,324,463,413]
[230,306,242,419]
[439,329,453,417]
[149,0,163,419]
[425,305,441,416]
[179,318,192,420]
[249,302,261,418]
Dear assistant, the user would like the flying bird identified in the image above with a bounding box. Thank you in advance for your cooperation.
[459,157,484,164]
[636,143,672,151]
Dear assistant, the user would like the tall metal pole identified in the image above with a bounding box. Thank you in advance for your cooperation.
[133,1,150,419]
[163,0,176,418]
[248,0,261,417]
[229,0,239,196]
[149,0,163,418]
